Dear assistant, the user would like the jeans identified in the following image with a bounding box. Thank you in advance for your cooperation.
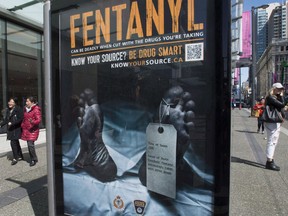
[257,117,264,131]
[265,122,281,159]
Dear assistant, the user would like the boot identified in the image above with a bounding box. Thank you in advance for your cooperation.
[265,160,280,171]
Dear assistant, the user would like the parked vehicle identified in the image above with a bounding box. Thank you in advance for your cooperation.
[235,99,248,108]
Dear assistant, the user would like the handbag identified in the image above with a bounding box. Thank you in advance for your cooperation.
[251,109,258,117]
[260,105,284,123]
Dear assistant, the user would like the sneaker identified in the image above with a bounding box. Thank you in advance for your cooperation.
[18,157,24,161]
[262,131,264,134]
[257,129,260,133]
[29,160,37,167]
[11,159,17,165]
[265,160,280,171]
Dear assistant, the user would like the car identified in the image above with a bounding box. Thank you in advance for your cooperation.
[234,99,247,108]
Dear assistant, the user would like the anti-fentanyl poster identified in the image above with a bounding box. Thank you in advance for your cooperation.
[51,0,231,215]
[69,0,205,68]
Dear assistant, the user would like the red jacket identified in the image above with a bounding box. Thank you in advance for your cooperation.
[21,105,41,141]
[253,103,264,116]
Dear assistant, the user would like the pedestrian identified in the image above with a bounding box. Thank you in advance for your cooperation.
[21,96,41,166]
[264,83,288,171]
[0,97,24,165]
[253,97,265,133]
[231,97,236,109]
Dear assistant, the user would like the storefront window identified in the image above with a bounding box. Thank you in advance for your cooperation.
[0,21,44,132]
[7,22,43,106]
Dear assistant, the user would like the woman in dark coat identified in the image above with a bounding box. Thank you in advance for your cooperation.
[0,97,24,165]
[21,96,41,167]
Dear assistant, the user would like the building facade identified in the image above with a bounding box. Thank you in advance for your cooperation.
[268,4,287,42]
[0,7,44,132]
[256,2,288,98]
[231,0,243,68]
[231,0,243,100]
[256,3,280,61]
[256,8,269,61]
[257,38,288,97]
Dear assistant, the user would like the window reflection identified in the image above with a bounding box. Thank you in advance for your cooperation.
[0,21,44,132]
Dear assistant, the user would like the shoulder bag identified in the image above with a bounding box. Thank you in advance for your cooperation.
[260,105,284,123]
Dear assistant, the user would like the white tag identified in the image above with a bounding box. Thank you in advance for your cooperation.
[146,123,177,199]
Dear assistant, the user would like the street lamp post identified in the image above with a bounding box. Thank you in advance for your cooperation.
[251,4,269,110]
[239,68,242,109]
[251,6,256,109]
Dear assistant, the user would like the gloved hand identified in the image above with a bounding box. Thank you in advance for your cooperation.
[74,89,117,182]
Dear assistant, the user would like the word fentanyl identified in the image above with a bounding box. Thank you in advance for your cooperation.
[70,0,203,48]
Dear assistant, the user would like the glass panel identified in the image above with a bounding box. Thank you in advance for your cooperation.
[52,0,230,215]
[6,22,44,126]
[0,0,43,24]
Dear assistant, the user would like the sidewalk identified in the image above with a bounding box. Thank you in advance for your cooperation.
[230,108,288,215]
[0,130,48,216]
[0,112,288,215]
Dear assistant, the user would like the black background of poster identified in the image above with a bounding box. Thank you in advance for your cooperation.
[51,0,231,214]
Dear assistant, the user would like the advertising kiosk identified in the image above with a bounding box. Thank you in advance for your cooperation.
[49,0,231,215]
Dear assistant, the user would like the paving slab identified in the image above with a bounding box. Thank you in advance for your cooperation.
[231,109,288,216]
[0,144,48,216]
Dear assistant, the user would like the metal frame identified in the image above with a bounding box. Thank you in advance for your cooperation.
[44,0,55,215]
[8,0,44,12]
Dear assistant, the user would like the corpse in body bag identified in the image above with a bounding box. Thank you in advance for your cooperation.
[62,86,214,215]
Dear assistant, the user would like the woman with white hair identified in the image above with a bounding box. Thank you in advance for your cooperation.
[264,83,288,171]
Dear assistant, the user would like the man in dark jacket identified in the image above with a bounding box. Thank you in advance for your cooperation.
[0,97,24,165]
